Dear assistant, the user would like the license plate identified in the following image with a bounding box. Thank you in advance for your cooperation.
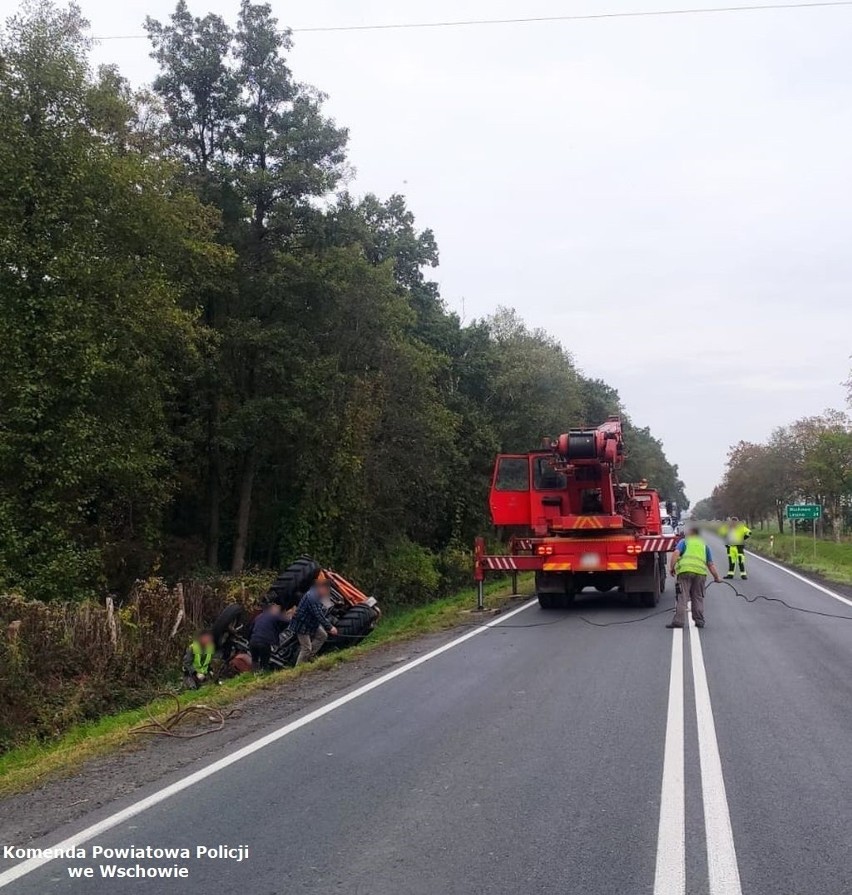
[580,552,601,569]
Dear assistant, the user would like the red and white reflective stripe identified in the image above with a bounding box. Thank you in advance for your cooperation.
[513,538,534,551]
[483,556,518,571]
[640,537,677,552]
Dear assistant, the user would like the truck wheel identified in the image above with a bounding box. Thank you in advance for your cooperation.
[639,590,659,608]
[538,592,557,610]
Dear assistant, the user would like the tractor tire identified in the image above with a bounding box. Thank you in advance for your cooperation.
[639,590,659,608]
[266,556,321,610]
[324,604,378,651]
[212,604,249,649]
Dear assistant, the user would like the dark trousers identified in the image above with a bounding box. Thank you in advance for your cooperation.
[726,545,746,575]
[250,643,272,670]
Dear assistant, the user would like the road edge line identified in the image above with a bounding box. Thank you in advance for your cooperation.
[653,627,686,895]
[0,599,537,889]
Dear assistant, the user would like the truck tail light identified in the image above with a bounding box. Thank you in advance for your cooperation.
[536,545,554,555]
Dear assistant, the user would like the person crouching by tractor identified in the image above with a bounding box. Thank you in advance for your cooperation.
[183,630,215,689]
[249,602,287,671]
[289,572,338,666]
[722,516,751,580]
[667,526,722,629]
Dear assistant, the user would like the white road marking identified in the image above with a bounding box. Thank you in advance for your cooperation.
[653,626,685,895]
[748,551,852,609]
[0,598,537,889]
[687,618,743,895]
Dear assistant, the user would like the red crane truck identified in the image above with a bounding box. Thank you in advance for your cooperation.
[474,417,677,609]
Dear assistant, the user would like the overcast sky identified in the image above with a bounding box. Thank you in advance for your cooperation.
[76,0,852,502]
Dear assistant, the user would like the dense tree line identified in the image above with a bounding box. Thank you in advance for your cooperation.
[0,1,687,602]
[694,407,852,540]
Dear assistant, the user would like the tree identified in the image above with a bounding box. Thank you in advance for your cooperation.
[0,0,229,598]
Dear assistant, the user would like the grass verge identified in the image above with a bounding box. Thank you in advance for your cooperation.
[0,575,532,798]
[749,531,852,586]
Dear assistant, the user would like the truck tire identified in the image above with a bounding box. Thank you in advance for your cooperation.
[639,590,659,608]
[538,592,558,610]
[266,556,320,610]
[324,604,378,651]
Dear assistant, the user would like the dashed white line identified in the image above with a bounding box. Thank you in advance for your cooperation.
[688,619,743,895]
[653,627,686,895]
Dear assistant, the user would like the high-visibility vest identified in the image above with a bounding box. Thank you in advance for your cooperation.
[190,640,214,675]
[726,523,751,546]
[676,536,709,576]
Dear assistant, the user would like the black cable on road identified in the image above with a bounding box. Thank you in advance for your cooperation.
[709,578,852,621]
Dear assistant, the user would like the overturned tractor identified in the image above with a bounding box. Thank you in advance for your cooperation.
[212,556,380,673]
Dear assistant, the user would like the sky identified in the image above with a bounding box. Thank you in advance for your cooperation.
[73,0,852,502]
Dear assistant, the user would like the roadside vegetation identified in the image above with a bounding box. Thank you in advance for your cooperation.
[693,402,852,543]
[0,0,686,751]
[0,576,531,797]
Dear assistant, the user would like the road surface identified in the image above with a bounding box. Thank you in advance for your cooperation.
[2,546,851,894]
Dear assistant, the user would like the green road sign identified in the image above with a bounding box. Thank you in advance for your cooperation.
[785,504,821,520]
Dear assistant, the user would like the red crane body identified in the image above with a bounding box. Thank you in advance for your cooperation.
[474,417,677,609]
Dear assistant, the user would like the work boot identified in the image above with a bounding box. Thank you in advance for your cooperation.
[724,573,734,579]
[740,574,748,580]
[695,621,705,628]
[665,622,684,629]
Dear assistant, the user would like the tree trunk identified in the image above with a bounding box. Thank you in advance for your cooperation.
[775,502,785,534]
[231,447,259,573]
[205,400,222,569]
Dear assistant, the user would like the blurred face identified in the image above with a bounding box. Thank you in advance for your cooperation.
[316,582,331,599]
[199,632,214,647]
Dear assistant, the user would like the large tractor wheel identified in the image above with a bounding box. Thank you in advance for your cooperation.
[537,592,557,610]
[324,604,378,651]
[212,603,249,650]
[266,555,321,610]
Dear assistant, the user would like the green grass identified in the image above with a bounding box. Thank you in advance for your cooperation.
[749,530,852,585]
[0,575,531,797]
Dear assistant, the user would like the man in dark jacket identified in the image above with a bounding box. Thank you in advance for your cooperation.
[289,573,337,665]
[249,603,287,671]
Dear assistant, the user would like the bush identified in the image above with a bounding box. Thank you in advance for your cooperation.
[373,540,441,606]
[0,575,271,750]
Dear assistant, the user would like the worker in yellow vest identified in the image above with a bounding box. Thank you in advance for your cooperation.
[183,630,215,689]
[667,526,722,628]
[723,516,751,580]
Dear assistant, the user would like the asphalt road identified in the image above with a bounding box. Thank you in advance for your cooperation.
[2,544,851,894]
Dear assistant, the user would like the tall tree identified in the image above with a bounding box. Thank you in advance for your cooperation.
[0,0,229,598]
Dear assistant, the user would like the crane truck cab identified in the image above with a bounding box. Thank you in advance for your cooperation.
[476,418,677,609]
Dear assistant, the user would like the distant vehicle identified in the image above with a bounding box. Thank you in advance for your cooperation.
[661,523,676,537]
[675,521,685,536]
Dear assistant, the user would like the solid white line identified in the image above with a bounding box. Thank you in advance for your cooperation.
[748,551,852,608]
[687,621,743,895]
[0,598,537,889]
[653,627,685,895]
